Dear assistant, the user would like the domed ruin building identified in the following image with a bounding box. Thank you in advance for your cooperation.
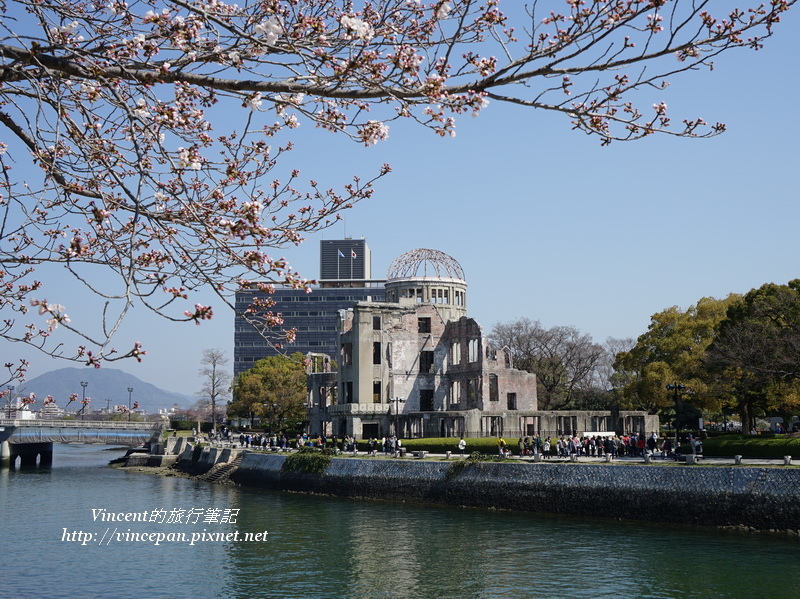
[310,248,540,439]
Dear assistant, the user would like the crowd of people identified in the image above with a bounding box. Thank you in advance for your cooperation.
[235,432,292,449]
[509,431,704,460]
[200,428,705,460]
[229,432,398,455]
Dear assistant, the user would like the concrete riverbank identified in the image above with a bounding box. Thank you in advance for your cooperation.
[167,441,800,533]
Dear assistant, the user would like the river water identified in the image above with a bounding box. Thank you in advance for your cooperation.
[1,445,798,599]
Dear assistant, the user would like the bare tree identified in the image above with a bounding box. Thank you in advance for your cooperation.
[563,336,636,412]
[0,0,793,393]
[601,337,636,390]
[198,348,231,431]
[491,318,605,409]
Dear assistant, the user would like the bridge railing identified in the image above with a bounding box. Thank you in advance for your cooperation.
[0,419,161,430]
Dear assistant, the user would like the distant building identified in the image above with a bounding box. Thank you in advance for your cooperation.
[38,402,63,419]
[233,238,384,376]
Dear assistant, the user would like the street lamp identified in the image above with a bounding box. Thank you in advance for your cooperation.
[79,381,88,419]
[5,385,13,418]
[667,383,685,452]
[127,387,133,422]
[392,397,406,438]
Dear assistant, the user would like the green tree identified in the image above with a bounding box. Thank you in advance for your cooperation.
[229,353,307,432]
[706,281,800,431]
[614,296,738,418]
[228,371,266,427]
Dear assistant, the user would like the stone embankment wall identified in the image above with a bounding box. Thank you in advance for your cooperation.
[226,453,800,532]
[175,442,237,475]
[119,435,189,468]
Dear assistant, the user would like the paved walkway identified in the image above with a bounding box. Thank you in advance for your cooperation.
[195,439,795,467]
[451,453,795,467]
[516,456,800,466]
[378,451,794,466]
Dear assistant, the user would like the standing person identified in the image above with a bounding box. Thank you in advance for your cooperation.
[637,434,646,457]
[648,431,658,455]
[661,437,672,460]
[458,437,466,457]
[568,436,578,457]
[611,436,620,458]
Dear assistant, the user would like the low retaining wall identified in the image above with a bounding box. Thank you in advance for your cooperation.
[124,454,178,468]
[177,444,235,474]
[229,454,800,531]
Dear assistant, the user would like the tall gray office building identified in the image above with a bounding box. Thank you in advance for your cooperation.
[319,238,371,283]
[234,238,384,375]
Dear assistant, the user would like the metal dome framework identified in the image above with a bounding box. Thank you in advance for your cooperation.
[386,249,465,281]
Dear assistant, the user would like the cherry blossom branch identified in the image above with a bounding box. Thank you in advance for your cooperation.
[0,0,793,373]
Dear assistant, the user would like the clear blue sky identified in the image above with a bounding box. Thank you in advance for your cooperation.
[13,6,800,398]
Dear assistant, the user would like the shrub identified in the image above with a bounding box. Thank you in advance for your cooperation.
[701,435,800,458]
[171,420,214,432]
[170,420,196,431]
[447,451,511,478]
[283,447,332,474]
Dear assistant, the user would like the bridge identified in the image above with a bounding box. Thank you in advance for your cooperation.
[0,419,164,468]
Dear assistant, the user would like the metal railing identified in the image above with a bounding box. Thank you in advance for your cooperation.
[327,404,390,415]
[0,418,160,430]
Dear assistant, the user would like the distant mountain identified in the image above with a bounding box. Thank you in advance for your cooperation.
[15,368,198,413]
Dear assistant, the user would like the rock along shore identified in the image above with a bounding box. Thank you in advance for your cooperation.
[168,442,800,533]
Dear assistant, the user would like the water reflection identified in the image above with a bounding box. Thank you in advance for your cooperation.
[224,490,799,599]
